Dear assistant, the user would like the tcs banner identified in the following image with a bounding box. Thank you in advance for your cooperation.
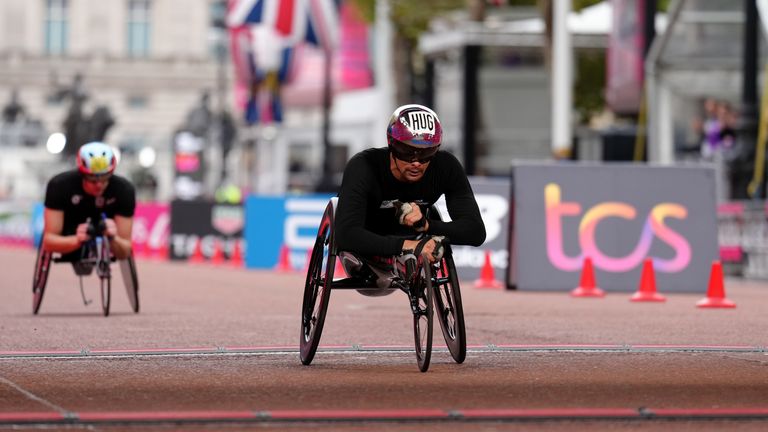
[508,163,718,292]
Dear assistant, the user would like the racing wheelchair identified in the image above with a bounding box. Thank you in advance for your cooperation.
[32,215,139,317]
[300,198,466,372]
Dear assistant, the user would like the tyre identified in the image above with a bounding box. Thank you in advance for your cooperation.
[432,251,466,363]
[300,201,335,365]
[32,243,52,315]
[120,255,140,313]
[414,258,434,372]
[98,238,111,317]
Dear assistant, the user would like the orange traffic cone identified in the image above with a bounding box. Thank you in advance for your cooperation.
[696,260,736,308]
[153,241,169,261]
[630,258,666,302]
[274,244,293,272]
[188,238,205,264]
[571,257,605,297]
[209,240,225,266]
[230,239,244,268]
[474,250,503,289]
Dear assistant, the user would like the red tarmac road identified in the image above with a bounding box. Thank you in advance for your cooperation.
[1,246,767,431]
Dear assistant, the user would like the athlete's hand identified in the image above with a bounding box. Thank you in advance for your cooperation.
[104,218,118,239]
[75,222,91,244]
[402,238,437,263]
[399,202,429,232]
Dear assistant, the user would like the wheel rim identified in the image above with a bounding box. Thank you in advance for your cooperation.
[414,261,433,372]
[120,256,140,313]
[302,231,329,342]
[433,256,466,363]
[101,272,111,317]
[33,248,51,315]
[300,206,334,365]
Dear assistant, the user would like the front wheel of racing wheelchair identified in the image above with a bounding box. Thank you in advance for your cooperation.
[32,222,140,316]
[299,198,466,372]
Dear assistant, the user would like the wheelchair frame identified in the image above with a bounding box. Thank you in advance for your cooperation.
[300,197,466,372]
[32,232,139,317]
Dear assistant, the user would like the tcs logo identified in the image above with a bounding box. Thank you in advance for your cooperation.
[545,183,691,273]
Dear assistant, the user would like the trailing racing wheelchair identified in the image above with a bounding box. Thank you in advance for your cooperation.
[32,214,139,317]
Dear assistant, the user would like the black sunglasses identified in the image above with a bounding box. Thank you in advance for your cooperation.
[388,139,439,164]
[83,174,112,183]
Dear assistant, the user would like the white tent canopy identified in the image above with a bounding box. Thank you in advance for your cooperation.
[420,1,666,54]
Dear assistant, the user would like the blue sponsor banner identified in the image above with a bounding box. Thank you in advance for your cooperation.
[32,202,44,246]
[244,194,334,270]
[0,200,39,246]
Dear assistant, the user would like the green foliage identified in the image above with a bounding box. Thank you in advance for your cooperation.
[348,0,375,23]
[574,50,606,124]
[390,0,466,42]
[349,0,465,42]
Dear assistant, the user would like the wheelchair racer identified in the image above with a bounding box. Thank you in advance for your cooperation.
[42,141,136,266]
[334,104,486,292]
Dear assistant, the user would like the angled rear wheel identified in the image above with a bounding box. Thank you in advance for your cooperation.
[300,202,335,365]
[32,243,52,315]
[120,254,140,313]
[432,251,466,363]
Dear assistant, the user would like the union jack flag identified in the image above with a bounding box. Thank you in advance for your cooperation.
[227,0,341,124]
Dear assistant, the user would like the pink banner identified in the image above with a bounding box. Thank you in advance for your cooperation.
[717,202,744,263]
[338,2,373,91]
[605,0,645,115]
[131,202,171,259]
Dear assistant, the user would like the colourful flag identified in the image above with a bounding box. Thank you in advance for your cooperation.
[227,0,342,124]
[304,0,342,52]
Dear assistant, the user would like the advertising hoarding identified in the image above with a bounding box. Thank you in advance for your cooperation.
[507,162,718,292]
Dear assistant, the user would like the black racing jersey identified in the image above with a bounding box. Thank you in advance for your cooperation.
[335,147,486,256]
[44,170,136,236]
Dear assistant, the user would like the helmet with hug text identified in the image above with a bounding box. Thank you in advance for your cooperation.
[77,141,117,176]
[386,104,442,163]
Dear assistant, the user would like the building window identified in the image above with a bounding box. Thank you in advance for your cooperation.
[210,0,229,60]
[44,0,68,55]
[127,0,151,57]
[127,94,148,109]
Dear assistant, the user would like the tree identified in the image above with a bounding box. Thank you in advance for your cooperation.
[350,0,464,103]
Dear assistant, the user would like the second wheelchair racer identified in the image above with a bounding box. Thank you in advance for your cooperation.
[42,141,136,263]
[334,104,486,292]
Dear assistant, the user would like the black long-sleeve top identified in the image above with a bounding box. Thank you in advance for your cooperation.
[335,147,486,255]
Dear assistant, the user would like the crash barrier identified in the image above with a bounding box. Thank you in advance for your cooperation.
[716,201,768,279]
[1,172,762,283]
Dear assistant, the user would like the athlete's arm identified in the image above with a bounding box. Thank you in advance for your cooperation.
[335,154,405,256]
[108,177,137,260]
[426,153,486,246]
[42,208,87,254]
[107,215,133,259]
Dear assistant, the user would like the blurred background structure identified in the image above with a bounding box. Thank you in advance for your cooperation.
[2,0,767,201]
[3,0,768,280]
